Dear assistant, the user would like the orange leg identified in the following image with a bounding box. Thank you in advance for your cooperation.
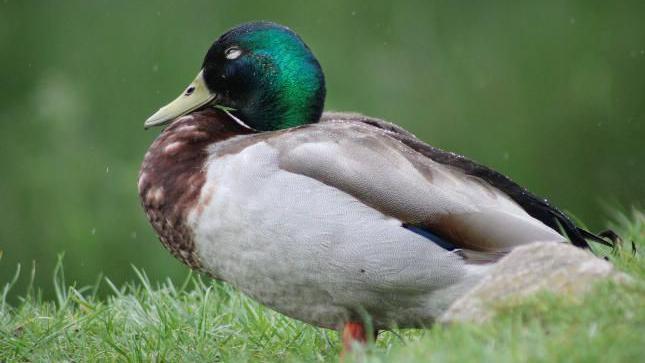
[341,322,376,357]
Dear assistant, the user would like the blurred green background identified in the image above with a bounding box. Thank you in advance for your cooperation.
[1,0,643,298]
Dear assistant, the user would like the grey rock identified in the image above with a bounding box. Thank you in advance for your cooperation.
[440,241,629,324]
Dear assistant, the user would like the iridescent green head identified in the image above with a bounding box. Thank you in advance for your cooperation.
[145,22,325,131]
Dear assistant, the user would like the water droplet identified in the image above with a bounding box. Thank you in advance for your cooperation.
[91,228,96,235]
[130,231,138,239]
[503,152,510,160]
[152,64,159,72]
[351,10,357,16]
[569,17,576,24]
[105,166,110,174]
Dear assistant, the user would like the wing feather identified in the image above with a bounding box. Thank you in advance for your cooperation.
[270,118,566,259]
[321,112,613,248]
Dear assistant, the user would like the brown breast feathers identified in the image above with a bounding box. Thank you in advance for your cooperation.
[138,109,252,269]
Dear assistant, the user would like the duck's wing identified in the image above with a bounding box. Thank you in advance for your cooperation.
[322,113,615,249]
[268,113,605,262]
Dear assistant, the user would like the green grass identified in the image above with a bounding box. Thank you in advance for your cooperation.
[1,210,643,362]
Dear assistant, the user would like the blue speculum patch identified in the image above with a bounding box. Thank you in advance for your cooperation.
[403,224,458,251]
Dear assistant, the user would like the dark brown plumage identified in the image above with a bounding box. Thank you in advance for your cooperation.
[139,109,251,268]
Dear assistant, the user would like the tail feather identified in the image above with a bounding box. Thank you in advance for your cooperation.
[544,209,618,249]
[576,227,618,248]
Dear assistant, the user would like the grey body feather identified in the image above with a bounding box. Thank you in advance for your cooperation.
[185,112,565,329]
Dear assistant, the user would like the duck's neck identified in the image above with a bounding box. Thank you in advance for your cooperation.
[233,78,325,131]
[231,64,325,131]
[138,109,252,268]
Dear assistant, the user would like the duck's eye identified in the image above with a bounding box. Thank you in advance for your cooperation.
[184,86,195,96]
[225,46,242,60]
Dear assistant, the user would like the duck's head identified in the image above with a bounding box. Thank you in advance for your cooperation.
[145,21,325,131]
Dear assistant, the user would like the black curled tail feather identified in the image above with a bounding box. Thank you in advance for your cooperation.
[544,209,616,248]
[577,227,620,248]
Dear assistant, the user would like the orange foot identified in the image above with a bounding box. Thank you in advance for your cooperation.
[341,321,377,358]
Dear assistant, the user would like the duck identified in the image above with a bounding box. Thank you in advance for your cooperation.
[139,21,613,353]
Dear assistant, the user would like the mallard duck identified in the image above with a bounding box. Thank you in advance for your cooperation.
[139,21,612,352]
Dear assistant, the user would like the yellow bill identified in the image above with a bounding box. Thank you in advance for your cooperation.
[144,70,215,129]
